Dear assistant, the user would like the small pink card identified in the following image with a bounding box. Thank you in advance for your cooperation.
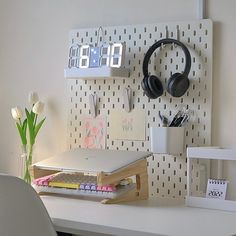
[81,115,106,149]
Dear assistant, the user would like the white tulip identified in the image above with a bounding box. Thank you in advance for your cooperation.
[32,101,44,115]
[11,107,23,120]
[28,91,39,106]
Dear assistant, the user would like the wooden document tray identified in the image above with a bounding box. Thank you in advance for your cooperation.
[32,148,152,204]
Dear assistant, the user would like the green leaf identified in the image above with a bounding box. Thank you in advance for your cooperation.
[16,122,27,145]
[22,118,27,133]
[22,118,28,144]
[34,117,46,138]
[30,110,36,126]
[25,108,35,145]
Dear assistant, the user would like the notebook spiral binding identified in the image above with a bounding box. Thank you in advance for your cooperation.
[208,179,227,185]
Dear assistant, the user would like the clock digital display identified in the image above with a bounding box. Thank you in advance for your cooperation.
[68,43,125,69]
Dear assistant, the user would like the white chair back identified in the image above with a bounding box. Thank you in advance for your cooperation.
[0,174,57,236]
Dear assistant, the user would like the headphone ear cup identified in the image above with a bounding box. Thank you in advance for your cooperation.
[167,73,190,97]
[141,76,157,99]
[147,75,163,99]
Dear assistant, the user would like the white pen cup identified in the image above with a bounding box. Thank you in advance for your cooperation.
[150,127,185,154]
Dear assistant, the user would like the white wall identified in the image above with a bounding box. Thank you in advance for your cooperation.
[0,0,236,181]
[206,1,236,146]
[0,0,196,174]
[206,0,236,195]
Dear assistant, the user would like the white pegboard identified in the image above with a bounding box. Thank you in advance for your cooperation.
[66,19,213,199]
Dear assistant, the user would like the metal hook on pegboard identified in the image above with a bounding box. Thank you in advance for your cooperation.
[89,93,98,118]
[161,26,169,50]
[172,25,180,48]
[96,26,105,47]
[123,87,132,112]
[165,26,169,39]
[176,25,180,41]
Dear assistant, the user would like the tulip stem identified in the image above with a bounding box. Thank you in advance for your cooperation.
[34,114,38,128]
[23,144,33,184]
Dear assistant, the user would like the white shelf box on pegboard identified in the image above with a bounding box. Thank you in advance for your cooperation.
[64,67,130,79]
[186,147,236,212]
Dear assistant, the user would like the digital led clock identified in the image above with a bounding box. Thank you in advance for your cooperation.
[68,43,125,69]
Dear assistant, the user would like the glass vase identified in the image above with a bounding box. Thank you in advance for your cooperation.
[19,145,27,179]
[19,144,34,184]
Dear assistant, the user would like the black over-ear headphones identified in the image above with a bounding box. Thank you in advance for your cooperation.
[141,38,191,98]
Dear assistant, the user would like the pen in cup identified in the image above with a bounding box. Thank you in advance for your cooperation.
[159,113,169,127]
[159,107,193,127]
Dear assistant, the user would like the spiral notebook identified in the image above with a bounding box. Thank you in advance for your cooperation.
[206,179,228,200]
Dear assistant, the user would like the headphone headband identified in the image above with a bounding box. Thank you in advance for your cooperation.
[142,38,191,77]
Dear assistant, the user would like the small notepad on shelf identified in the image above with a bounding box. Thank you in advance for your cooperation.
[206,179,228,200]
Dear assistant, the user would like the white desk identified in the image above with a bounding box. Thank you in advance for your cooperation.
[41,196,236,236]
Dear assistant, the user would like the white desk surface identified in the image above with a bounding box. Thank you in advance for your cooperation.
[41,195,236,236]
